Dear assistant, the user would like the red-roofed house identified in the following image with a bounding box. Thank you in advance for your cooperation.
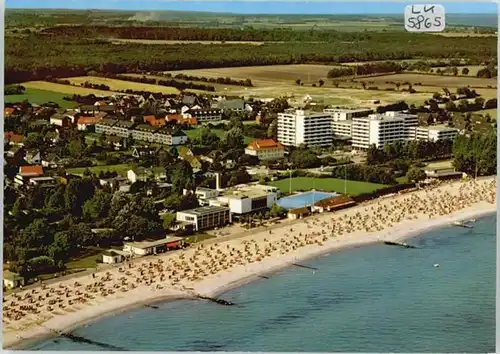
[15,165,44,186]
[4,107,15,117]
[77,116,103,131]
[4,132,24,146]
[245,139,285,160]
[180,117,198,126]
[143,115,166,127]
[166,114,182,123]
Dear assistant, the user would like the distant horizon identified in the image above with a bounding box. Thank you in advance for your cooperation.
[5,1,498,15]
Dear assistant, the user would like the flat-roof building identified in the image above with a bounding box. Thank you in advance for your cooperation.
[278,110,332,147]
[214,184,279,215]
[123,236,185,256]
[352,111,418,149]
[324,108,373,121]
[416,125,459,142]
[176,205,231,231]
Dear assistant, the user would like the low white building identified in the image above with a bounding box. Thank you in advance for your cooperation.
[215,184,279,215]
[3,271,24,289]
[416,125,459,142]
[189,187,220,205]
[176,205,231,231]
[123,237,185,256]
[102,250,129,264]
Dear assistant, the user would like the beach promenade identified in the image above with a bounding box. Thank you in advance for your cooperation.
[2,177,496,349]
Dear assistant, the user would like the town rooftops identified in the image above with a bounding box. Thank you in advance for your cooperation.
[77,116,103,125]
[218,99,245,110]
[4,132,24,144]
[180,205,230,216]
[99,118,119,126]
[114,120,135,129]
[426,124,458,132]
[19,165,43,177]
[135,124,158,132]
[246,139,284,151]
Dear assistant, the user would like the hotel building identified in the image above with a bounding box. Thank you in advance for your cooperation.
[277,110,332,147]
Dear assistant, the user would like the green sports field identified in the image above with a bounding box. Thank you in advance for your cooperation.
[269,177,388,196]
[5,88,78,109]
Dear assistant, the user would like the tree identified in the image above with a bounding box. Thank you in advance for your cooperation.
[178,193,199,211]
[20,218,51,249]
[68,139,86,159]
[48,231,71,262]
[451,67,458,76]
[126,134,135,149]
[269,203,286,218]
[295,79,301,85]
[406,168,426,183]
[82,190,112,221]
[222,126,244,149]
[318,79,325,87]
[24,132,44,149]
[267,119,278,140]
[171,160,193,193]
[68,223,94,247]
[64,178,96,216]
[461,67,469,75]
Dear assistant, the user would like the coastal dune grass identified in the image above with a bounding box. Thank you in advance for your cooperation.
[269,177,388,196]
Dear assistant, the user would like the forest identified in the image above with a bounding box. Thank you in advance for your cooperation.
[5,30,497,84]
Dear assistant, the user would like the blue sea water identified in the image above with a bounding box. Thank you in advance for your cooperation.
[278,191,337,210]
[29,214,496,352]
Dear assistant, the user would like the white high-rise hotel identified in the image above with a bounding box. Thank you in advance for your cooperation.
[351,111,419,149]
[277,110,333,147]
[277,109,458,149]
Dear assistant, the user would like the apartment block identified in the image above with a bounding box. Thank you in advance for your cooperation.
[324,108,373,121]
[277,110,332,147]
[351,111,418,149]
[416,125,459,142]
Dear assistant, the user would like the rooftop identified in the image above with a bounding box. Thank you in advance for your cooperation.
[246,139,284,151]
[179,205,230,216]
[124,236,185,249]
[426,125,459,132]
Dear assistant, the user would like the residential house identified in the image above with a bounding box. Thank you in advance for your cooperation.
[4,132,24,146]
[95,119,119,135]
[143,115,166,127]
[218,99,245,112]
[94,100,108,106]
[29,119,50,129]
[44,130,60,144]
[77,116,103,131]
[102,250,128,264]
[99,176,127,188]
[178,146,194,159]
[64,109,79,124]
[287,207,311,220]
[154,128,188,146]
[4,107,16,117]
[25,149,42,164]
[99,105,118,113]
[187,108,222,123]
[245,139,285,160]
[49,114,71,128]
[42,153,63,168]
[29,176,58,189]
[184,155,203,171]
[132,146,160,158]
[182,95,199,106]
[14,165,44,186]
[79,104,99,115]
[106,135,124,150]
[127,168,167,183]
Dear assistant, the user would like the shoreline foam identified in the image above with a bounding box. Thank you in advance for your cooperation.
[4,179,496,350]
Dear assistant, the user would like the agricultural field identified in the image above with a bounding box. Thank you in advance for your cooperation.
[66,76,181,95]
[166,64,337,87]
[354,73,496,89]
[5,87,79,108]
[109,38,268,45]
[124,73,232,92]
[22,81,117,96]
[268,177,388,196]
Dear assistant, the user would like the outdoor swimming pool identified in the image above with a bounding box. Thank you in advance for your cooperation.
[278,191,337,210]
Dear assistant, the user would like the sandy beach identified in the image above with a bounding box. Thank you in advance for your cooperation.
[3,176,496,349]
